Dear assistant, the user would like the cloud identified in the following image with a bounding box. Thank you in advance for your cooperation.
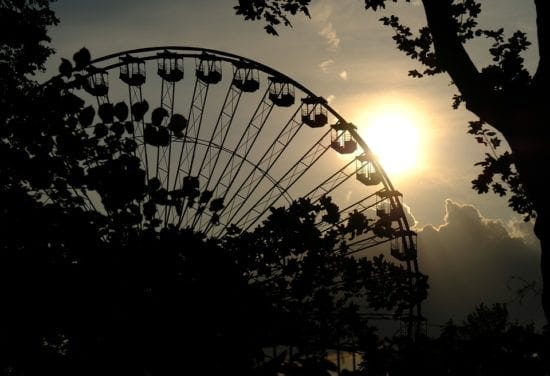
[311,3,341,51]
[319,22,340,50]
[319,59,335,73]
[506,217,538,247]
[326,94,335,104]
[345,190,353,202]
[417,199,544,332]
[318,61,348,81]
[402,203,418,229]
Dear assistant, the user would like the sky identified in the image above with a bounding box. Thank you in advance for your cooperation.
[45,0,544,332]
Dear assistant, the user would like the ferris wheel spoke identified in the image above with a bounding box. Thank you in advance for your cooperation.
[217,102,335,235]
[215,97,326,230]
[214,104,305,233]
[348,235,392,254]
[157,79,175,175]
[212,83,275,195]
[168,73,211,224]
[119,55,149,182]
[229,128,333,234]
[168,136,293,232]
[180,77,210,180]
[154,79,176,224]
[303,156,358,204]
[171,74,204,193]
[317,190,380,233]
[188,69,245,228]
[194,69,243,183]
[127,85,149,183]
[200,82,276,233]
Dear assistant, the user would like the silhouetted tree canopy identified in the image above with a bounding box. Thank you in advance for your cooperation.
[234,0,312,35]
[0,0,58,76]
[357,303,549,375]
[234,0,550,326]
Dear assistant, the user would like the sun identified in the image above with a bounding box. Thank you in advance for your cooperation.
[358,110,421,176]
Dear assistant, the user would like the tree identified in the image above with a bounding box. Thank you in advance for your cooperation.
[354,303,548,375]
[233,0,550,325]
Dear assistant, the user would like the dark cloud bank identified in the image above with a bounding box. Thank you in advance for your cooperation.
[416,199,544,334]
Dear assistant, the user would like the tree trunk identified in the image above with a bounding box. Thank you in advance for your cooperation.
[535,216,550,327]
[503,109,550,325]
[523,172,550,327]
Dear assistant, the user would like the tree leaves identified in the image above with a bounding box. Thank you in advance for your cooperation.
[58,58,72,78]
[78,105,95,127]
[168,113,187,136]
[131,100,149,121]
[72,47,91,70]
[151,106,169,126]
[479,29,532,93]
[0,0,59,75]
[113,101,129,122]
[234,0,311,35]
[98,103,114,123]
[467,118,534,220]
[379,15,442,77]
[365,0,410,12]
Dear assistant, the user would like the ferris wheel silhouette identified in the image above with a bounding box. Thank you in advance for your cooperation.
[65,46,424,338]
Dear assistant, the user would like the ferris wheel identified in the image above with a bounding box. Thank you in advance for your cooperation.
[65,46,423,334]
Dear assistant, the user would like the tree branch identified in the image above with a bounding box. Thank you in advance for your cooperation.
[534,0,549,89]
[421,0,502,125]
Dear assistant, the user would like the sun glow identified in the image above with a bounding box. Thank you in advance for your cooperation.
[358,108,422,176]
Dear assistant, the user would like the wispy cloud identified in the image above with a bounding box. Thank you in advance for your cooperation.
[346,190,353,202]
[311,2,341,50]
[402,203,419,229]
[506,217,537,247]
[318,59,335,73]
[319,22,340,50]
[319,61,349,81]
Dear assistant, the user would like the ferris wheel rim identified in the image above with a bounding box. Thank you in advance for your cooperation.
[80,48,397,186]
[51,44,424,328]
[62,45,414,238]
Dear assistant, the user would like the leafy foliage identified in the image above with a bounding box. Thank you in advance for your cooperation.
[0,0,59,76]
[224,197,427,315]
[380,15,442,78]
[364,0,410,12]
[234,0,312,35]
[356,303,549,375]
[479,29,532,94]
[468,120,535,221]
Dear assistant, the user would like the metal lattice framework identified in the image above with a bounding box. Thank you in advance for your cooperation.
[70,46,424,341]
